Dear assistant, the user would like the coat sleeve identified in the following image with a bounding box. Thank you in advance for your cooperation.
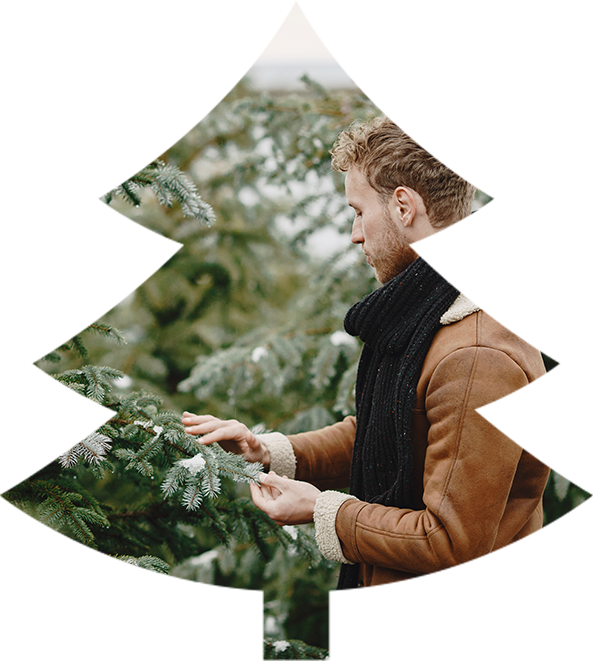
[289,416,356,491]
[331,345,533,574]
[255,416,355,490]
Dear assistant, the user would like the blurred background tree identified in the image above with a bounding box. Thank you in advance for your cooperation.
[0,0,326,661]
[164,0,593,659]
[3,71,588,659]
[64,0,305,414]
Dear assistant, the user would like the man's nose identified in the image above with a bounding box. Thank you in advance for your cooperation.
[351,216,363,244]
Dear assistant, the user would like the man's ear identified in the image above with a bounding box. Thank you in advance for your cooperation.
[392,186,417,227]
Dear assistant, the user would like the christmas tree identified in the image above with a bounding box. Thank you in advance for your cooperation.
[172,0,593,659]
[0,0,593,661]
[0,0,325,661]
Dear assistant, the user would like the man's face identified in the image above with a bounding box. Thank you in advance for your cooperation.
[345,166,417,284]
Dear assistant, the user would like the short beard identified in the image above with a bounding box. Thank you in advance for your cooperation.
[374,207,418,284]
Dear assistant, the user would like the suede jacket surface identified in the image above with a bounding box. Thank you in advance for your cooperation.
[272,308,550,587]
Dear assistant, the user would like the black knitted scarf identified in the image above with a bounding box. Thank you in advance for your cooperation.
[337,257,459,589]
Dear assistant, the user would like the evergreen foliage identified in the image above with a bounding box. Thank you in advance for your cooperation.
[180,0,576,438]
[172,0,593,659]
[55,0,593,646]
[0,0,593,661]
[69,0,304,415]
[0,0,325,661]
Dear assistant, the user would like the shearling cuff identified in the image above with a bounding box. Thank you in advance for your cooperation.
[255,432,296,479]
[313,491,358,565]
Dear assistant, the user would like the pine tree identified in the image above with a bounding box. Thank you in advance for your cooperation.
[9,0,593,659]
[181,0,593,659]
[181,0,572,444]
[0,0,332,661]
[67,0,304,416]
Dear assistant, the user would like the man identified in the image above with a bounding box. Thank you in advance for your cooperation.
[182,117,550,589]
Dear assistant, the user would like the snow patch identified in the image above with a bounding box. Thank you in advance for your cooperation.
[273,640,290,652]
[282,525,298,540]
[113,374,133,388]
[189,549,219,566]
[251,346,268,363]
[264,616,280,636]
[178,454,206,474]
[330,330,356,347]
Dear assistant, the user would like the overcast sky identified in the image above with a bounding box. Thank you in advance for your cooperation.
[69,0,593,86]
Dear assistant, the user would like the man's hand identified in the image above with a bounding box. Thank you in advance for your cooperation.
[182,413,270,468]
[250,471,321,525]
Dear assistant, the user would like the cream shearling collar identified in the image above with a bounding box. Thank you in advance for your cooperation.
[440,252,521,326]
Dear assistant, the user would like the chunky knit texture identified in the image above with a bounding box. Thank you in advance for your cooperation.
[337,257,459,589]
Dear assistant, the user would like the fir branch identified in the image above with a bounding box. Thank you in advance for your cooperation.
[153,161,215,224]
[33,481,105,548]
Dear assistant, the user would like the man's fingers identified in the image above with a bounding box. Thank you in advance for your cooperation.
[182,414,241,430]
[183,423,221,438]
[259,471,282,500]
[182,413,217,425]
[260,482,282,500]
[183,418,248,441]
[194,427,238,445]
[182,414,221,435]
[181,415,264,467]
[250,481,268,510]
[199,422,256,448]
[250,482,283,523]
[259,471,287,490]
[251,473,318,526]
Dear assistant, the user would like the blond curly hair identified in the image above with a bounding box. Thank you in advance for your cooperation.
[331,117,475,228]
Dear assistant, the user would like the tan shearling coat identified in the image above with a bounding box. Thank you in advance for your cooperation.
[259,304,550,587]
